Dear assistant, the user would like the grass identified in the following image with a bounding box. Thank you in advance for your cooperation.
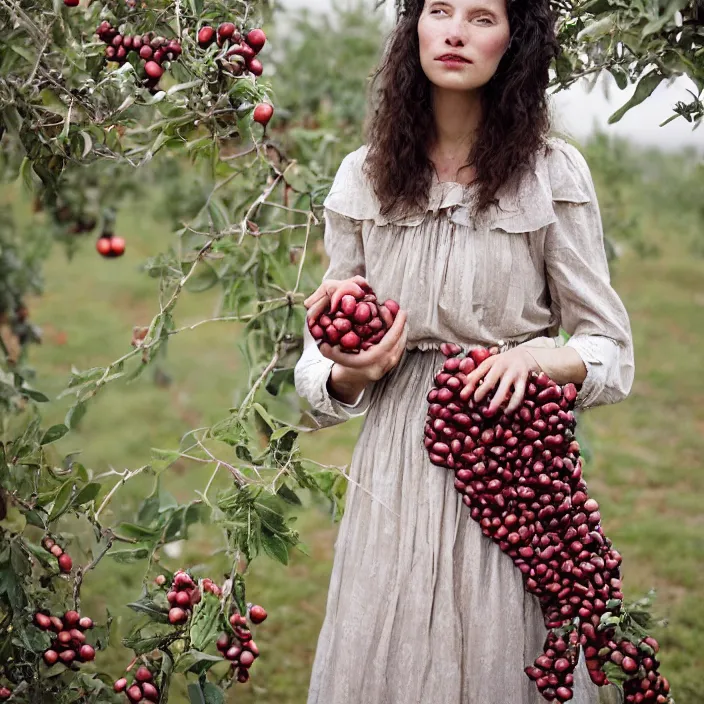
[9,137,704,702]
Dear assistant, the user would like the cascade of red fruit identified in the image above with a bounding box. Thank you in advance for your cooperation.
[215,603,266,683]
[423,344,672,704]
[34,609,95,665]
[307,281,400,354]
[165,570,201,624]
[114,665,160,702]
[41,535,73,573]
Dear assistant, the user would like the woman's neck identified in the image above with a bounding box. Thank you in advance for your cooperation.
[430,87,483,161]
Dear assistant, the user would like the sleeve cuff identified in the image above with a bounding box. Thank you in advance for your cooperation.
[566,335,618,409]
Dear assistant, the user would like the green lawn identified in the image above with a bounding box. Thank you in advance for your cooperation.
[11,138,704,702]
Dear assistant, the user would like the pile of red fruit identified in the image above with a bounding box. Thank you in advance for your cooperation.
[114,665,159,702]
[96,233,126,258]
[197,22,266,77]
[216,604,267,683]
[34,609,95,666]
[96,21,182,90]
[42,535,72,573]
[165,570,201,624]
[424,344,672,703]
[307,282,400,354]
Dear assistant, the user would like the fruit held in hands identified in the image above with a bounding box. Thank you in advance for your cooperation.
[308,283,400,355]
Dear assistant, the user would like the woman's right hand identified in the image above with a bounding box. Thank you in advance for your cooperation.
[304,276,409,384]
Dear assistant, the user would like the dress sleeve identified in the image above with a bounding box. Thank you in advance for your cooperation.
[293,151,374,429]
[544,142,635,409]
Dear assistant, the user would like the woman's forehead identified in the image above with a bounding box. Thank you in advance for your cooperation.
[424,0,506,9]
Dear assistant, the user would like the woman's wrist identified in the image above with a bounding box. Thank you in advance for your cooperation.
[524,347,588,386]
[326,363,368,405]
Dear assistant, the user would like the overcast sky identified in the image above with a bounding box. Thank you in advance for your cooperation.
[278,0,703,154]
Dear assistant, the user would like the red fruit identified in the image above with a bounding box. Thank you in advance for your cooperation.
[42,537,55,550]
[217,22,237,40]
[144,61,163,79]
[34,612,52,629]
[142,682,159,701]
[173,571,193,588]
[50,544,64,557]
[50,616,64,632]
[135,666,153,682]
[168,607,187,624]
[96,237,112,257]
[198,26,215,48]
[167,590,178,605]
[246,28,266,52]
[127,685,143,702]
[252,103,274,127]
[69,629,85,644]
[239,650,255,668]
[114,678,128,693]
[245,640,259,657]
[57,631,72,645]
[622,656,638,674]
[340,331,361,350]
[79,644,95,661]
[155,574,166,586]
[249,605,267,624]
[216,633,231,652]
[64,610,80,626]
[43,649,59,665]
[556,687,573,702]
[58,553,72,572]
[59,649,76,664]
[237,668,250,683]
[190,588,202,606]
[0,688,12,700]
[383,299,400,317]
[176,590,191,607]
[226,646,241,661]
[123,35,133,50]
[470,347,491,366]
[78,616,93,630]
[139,45,153,60]
[64,0,79,6]
[109,236,126,257]
[167,41,182,56]
[247,58,263,76]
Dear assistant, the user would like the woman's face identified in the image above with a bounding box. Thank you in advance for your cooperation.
[417,0,511,93]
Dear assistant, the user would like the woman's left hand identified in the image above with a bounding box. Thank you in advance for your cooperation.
[459,347,543,416]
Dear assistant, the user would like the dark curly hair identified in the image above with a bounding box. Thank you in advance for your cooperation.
[363,0,560,220]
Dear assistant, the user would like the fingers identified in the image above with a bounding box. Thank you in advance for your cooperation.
[487,372,516,416]
[505,375,527,415]
[377,309,408,352]
[459,357,493,401]
[473,364,501,404]
[306,295,330,325]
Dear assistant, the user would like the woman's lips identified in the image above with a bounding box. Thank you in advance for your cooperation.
[437,56,472,66]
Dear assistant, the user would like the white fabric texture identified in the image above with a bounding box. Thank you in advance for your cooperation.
[295,137,633,703]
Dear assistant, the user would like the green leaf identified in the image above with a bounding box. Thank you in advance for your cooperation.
[71,482,101,508]
[179,650,223,676]
[22,388,49,403]
[40,424,69,446]
[116,522,163,540]
[184,261,219,293]
[65,400,87,430]
[109,547,151,564]
[276,483,302,506]
[48,480,75,522]
[608,71,666,124]
[16,625,52,654]
[201,682,225,704]
[126,597,170,623]
[207,197,230,233]
[189,595,222,651]
[261,531,290,565]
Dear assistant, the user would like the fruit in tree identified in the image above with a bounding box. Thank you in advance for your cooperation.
[246,28,266,52]
[249,605,267,624]
[252,104,273,127]
[198,26,215,48]
[58,553,73,573]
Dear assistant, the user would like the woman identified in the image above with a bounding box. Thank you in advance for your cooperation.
[295,0,634,702]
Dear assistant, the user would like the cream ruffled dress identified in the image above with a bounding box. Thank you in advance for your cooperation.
[294,137,634,704]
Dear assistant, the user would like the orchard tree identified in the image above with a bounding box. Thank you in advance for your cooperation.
[0,0,701,702]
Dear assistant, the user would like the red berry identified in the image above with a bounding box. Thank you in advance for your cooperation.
[239,650,255,668]
[175,591,191,607]
[34,612,52,630]
[248,58,263,77]
[0,688,11,700]
[173,571,193,588]
[142,682,159,701]
[50,544,63,557]
[139,45,153,60]
[249,605,267,624]
[225,646,241,661]
[135,666,153,682]
[63,0,79,6]
[217,22,237,40]
[246,28,266,53]
[126,685,142,703]
[58,553,73,572]
[57,630,72,645]
[96,237,112,257]
[58,649,76,664]
[49,616,64,632]
[155,574,166,586]
[236,667,249,683]
[144,61,163,79]
[42,537,55,551]
[79,644,95,661]
[43,649,59,665]
[168,607,187,624]
[252,104,273,127]
[190,588,201,606]
[63,610,80,626]
[69,628,85,644]
[78,616,93,630]
[198,26,215,48]
[167,591,178,605]
[114,678,128,693]
[216,633,230,652]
